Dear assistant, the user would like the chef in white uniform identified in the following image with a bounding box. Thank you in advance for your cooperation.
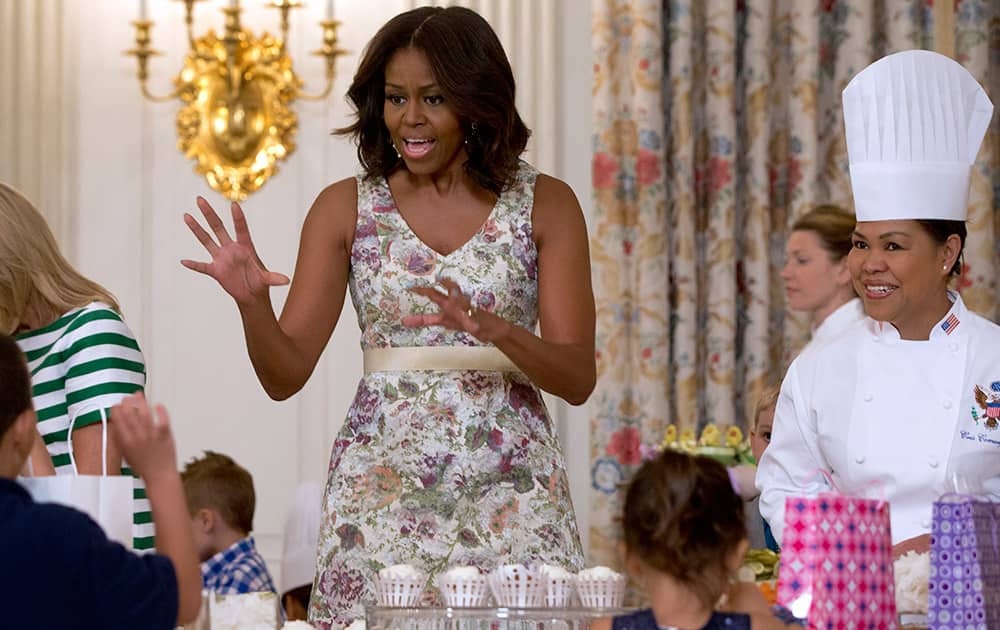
[757,50,997,556]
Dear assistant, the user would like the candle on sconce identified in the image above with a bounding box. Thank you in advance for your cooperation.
[327,0,335,20]
[230,0,239,8]
[138,0,147,20]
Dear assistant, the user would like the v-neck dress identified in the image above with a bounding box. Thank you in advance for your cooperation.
[308,161,584,628]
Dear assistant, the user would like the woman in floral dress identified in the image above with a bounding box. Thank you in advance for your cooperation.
[182,6,595,629]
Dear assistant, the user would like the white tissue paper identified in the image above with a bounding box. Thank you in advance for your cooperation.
[209,592,280,630]
[894,551,930,614]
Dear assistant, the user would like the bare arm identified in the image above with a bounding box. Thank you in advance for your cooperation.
[71,423,122,475]
[110,393,201,625]
[182,179,356,400]
[405,175,596,404]
[493,175,596,403]
[22,426,55,476]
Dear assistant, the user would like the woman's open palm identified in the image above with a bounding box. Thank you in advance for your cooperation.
[181,197,290,305]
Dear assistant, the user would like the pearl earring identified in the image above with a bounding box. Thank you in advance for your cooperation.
[465,121,479,146]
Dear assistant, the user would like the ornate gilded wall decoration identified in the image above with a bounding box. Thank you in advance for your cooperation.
[126,1,345,200]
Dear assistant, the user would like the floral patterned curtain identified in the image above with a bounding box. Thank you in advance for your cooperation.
[589,0,999,567]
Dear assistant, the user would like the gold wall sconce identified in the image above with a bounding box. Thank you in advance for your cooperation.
[126,0,346,200]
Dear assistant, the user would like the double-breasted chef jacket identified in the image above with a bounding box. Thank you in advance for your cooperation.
[757,292,1000,545]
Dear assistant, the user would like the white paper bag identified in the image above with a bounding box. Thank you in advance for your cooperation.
[19,408,135,548]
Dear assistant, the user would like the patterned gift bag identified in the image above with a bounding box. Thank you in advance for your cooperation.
[777,494,897,628]
[927,496,1000,627]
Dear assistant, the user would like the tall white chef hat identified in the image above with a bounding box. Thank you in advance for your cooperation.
[280,480,323,595]
[842,49,993,222]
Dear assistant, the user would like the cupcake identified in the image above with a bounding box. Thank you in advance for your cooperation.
[575,566,626,608]
[437,566,490,607]
[540,564,576,607]
[488,564,545,607]
[375,564,425,607]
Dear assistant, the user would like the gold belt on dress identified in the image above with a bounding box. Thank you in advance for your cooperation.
[363,346,520,373]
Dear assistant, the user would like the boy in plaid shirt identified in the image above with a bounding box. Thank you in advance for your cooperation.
[181,451,276,595]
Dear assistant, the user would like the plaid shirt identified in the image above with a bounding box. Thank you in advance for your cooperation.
[201,535,277,595]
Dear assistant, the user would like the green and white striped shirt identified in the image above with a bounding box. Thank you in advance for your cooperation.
[16,302,154,550]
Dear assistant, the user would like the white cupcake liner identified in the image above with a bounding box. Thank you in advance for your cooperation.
[543,574,576,608]
[374,576,425,607]
[437,573,491,607]
[488,564,545,607]
[575,575,626,609]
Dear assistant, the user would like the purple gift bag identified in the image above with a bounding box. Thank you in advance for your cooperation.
[927,496,1000,627]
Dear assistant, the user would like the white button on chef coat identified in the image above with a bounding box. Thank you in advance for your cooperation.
[757,294,1000,546]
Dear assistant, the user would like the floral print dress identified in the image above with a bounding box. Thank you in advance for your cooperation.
[309,162,585,628]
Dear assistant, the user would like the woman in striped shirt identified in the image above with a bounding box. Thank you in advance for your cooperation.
[0,183,153,549]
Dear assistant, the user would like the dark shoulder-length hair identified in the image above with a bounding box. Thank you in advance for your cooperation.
[336,6,530,195]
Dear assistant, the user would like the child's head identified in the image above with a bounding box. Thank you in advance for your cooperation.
[181,451,255,560]
[0,333,34,476]
[622,449,747,610]
[749,385,780,462]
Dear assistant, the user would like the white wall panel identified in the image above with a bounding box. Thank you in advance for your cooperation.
[5,0,593,585]
[0,0,76,244]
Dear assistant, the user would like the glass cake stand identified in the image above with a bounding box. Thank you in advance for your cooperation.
[366,606,633,630]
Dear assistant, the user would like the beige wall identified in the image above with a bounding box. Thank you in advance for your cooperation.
[0,0,594,584]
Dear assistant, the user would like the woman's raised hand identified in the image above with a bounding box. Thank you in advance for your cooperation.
[403,277,506,341]
[181,197,290,306]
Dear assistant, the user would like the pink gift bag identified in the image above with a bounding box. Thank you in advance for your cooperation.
[777,493,897,628]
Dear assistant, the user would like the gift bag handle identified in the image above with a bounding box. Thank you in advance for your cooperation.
[65,407,111,477]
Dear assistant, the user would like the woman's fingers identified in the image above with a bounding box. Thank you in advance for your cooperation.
[409,286,448,306]
[401,313,443,328]
[406,285,479,333]
[196,196,234,246]
[230,202,254,247]
[180,259,212,275]
[265,271,292,287]
[436,277,462,296]
[183,212,221,256]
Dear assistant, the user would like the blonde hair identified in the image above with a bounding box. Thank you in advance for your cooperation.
[752,384,781,430]
[791,204,856,261]
[0,183,119,334]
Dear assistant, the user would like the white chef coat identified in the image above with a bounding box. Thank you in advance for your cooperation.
[757,292,1000,545]
[809,298,865,350]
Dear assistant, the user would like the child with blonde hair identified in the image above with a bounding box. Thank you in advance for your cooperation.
[747,385,780,550]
